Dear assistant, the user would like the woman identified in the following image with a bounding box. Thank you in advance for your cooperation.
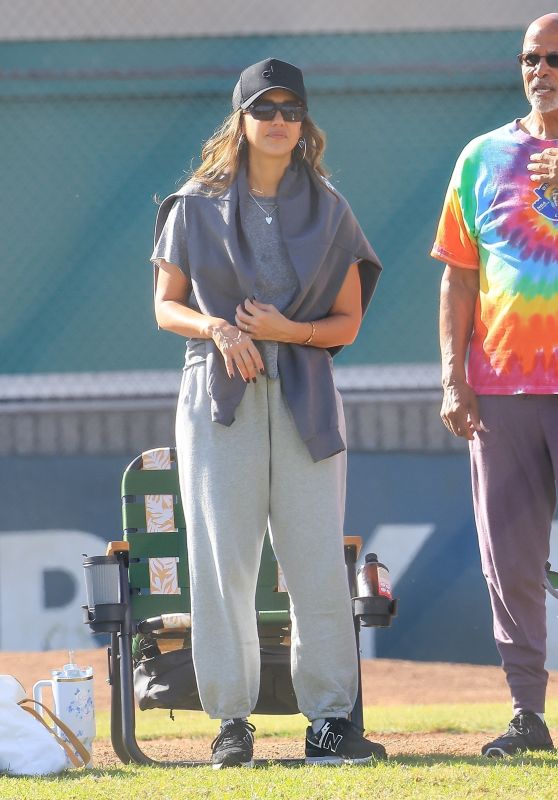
[151,58,385,768]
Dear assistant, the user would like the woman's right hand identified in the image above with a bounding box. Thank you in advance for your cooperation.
[209,321,265,381]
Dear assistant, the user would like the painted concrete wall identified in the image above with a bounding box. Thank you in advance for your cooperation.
[0,0,554,39]
[2,450,558,666]
[0,29,530,372]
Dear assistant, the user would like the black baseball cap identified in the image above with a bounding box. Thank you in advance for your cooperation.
[232,58,307,111]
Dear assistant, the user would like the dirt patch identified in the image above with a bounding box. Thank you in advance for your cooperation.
[93,733,496,765]
[0,648,523,709]
[3,648,556,765]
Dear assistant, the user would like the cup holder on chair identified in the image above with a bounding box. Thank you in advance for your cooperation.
[353,595,398,628]
[82,555,126,633]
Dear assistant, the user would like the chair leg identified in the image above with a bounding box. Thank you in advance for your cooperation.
[351,618,364,730]
[102,549,211,766]
[117,627,156,765]
[344,542,364,730]
[117,626,213,767]
[114,552,156,766]
[109,636,132,764]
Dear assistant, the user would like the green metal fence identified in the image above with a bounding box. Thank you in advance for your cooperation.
[0,13,530,374]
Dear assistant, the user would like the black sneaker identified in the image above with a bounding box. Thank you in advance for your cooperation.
[305,718,387,765]
[210,719,256,769]
[482,711,554,758]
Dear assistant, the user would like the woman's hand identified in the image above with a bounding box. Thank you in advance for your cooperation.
[528,148,558,183]
[234,262,363,348]
[235,298,296,342]
[209,321,264,381]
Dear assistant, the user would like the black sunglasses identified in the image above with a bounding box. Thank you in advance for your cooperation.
[245,101,307,122]
[517,51,558,68]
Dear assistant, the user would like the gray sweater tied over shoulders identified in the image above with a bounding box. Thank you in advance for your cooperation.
[152,159,382,462]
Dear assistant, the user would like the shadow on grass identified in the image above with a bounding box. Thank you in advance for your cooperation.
[4,752,555,780]
[100,753,557,771]
[389,752,557,768]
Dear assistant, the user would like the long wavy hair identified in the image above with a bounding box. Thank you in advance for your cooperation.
[187,108,329,195]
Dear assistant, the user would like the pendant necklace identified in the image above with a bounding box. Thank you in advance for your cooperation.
[249,192,278,224]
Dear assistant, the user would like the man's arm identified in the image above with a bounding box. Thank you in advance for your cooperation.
[439,265,482,440]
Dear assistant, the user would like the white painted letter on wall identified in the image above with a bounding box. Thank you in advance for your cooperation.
[0,530,106,651]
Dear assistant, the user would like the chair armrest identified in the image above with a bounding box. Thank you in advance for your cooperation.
[106,541,130,557]
[343,535,362,560]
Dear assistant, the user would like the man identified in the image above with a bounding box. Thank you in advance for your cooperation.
[432,14,558,758]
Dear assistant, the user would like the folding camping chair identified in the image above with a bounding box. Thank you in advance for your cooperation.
[83,446,396,766]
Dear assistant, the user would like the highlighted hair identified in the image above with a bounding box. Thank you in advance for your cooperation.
[187,109,330,195]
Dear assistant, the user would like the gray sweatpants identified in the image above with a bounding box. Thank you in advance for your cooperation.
[175,362,358,721]
[470,395,558,713]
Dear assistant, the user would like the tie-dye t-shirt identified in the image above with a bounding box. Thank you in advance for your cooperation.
[431,120,558,394]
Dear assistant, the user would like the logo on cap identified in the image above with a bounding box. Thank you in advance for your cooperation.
[262,64,273,78]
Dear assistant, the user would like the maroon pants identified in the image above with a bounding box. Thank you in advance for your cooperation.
[470,395,558,713]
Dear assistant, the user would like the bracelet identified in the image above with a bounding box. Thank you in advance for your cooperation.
[303,321,316,345]
[211,326,243,346]
[222,328,243,344]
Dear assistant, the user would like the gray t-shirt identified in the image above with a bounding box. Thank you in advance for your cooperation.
[243,194,298,378]
[152,194,299,379]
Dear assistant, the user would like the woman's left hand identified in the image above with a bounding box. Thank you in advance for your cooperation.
[235,298,293,341]
[528,148,558,183]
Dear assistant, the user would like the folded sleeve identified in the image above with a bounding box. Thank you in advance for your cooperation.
[431,149,480,270]
[151,196,190,277]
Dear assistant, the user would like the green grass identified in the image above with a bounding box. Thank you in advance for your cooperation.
[368,700,558,734]
[93,699,558,740]
[4,757,558,800]
[3,703,558,800]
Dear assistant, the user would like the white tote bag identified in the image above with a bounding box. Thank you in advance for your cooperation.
[0,675,89,776]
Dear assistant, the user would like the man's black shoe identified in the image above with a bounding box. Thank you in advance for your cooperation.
[482,711,554,758]
[305,718,387,765]
[210,719,255,769]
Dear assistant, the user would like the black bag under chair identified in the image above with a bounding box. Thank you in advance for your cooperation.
[134,644,298,715]
[82,447,397,766]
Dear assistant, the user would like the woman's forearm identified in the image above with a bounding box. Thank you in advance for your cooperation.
[296,260,362,347]
[155,299,228,340]
[154,259,237,341]
[283,312,361,348]
[156,297,359,348]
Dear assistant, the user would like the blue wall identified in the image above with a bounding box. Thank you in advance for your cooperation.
[347,454,496,663]
[0,450,499,663]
